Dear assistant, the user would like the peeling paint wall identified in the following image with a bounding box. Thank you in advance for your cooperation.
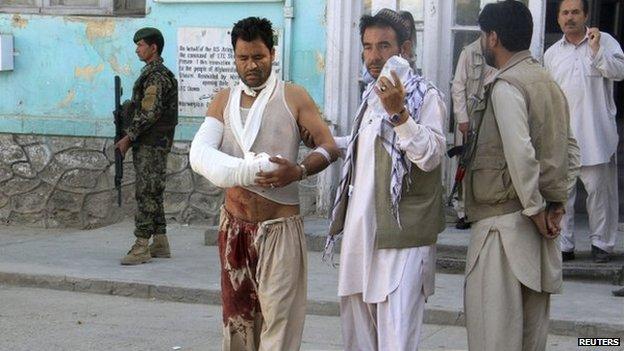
[0,0,327,140]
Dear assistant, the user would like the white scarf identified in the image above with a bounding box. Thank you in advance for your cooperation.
[228,70,278,153]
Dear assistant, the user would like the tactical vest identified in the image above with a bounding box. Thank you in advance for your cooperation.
[461,39,494,118]
[131,60,178,149]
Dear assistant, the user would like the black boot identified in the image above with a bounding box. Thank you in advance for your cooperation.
[591,245,610,263]
[561,251,575,262]
[455,217,471,230]
[612,287,624,297]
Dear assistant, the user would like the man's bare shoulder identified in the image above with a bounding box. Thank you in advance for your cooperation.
[284,83,315,113]
[284,83,313,101]
[213,88,232,107]
[206,88,231,120]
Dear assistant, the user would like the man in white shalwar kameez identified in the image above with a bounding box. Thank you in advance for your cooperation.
[324,9,447,351]
[544,0,624,263]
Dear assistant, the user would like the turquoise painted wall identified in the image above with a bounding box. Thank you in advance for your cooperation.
[0,0,327,140]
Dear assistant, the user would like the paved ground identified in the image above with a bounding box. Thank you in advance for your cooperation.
[0,221,622,339]
[2,285,620,351]
[210,216,624,283]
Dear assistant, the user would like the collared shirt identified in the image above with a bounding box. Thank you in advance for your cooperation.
[544,30,624,166]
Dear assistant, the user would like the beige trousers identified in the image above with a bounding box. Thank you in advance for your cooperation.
[219,210,307,351]
[465,229,550,351]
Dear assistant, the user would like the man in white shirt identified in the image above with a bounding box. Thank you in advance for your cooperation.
[544,0,624,263]
[324,8,447,350]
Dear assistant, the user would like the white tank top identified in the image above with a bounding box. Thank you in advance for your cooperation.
[221,81,301,205]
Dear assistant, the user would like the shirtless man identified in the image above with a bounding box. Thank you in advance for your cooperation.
[189,17,338,351]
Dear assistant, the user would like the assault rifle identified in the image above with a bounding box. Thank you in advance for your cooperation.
[446,129,474,206]
[447,94,486,207]
[113,75,124,207]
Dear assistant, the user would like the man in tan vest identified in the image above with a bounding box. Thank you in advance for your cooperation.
[325,8,447,350]
[189,17,338,351]
[450,38,496,229]
[463,2,580,350]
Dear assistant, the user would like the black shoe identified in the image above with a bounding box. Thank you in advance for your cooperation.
[612,287,624,297]
[455,217,471,230]
[591,245,610,263]
[561,251,575,262]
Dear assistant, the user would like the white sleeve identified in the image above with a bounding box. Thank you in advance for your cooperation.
[334,136,350,159]
[591,33,624,81]
[189,117,278,188]
[393,89,447,172]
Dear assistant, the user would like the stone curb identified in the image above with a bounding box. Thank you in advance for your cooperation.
[205,229,624,284]
[0,271,621,338]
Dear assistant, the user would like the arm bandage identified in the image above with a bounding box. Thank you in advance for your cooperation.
[311,146,332,163]
[189,117,278,188]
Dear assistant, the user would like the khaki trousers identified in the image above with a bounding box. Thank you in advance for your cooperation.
[465,229,550,351]
[218,209,307,351]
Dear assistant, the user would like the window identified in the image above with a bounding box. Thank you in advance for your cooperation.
[0,0,145,15]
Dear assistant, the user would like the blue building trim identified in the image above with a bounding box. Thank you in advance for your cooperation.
[0,0,326,140]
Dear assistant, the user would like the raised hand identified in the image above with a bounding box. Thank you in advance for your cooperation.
[588,27,601,56]
[375,71,406,116]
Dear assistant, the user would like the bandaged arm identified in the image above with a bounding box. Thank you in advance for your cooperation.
[189,117,278,188]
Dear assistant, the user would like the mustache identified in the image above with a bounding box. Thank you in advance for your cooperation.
[565,21,576,25]
[367,61,384,69]
[245,70,263,76]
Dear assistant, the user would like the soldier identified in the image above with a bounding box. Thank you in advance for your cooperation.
[115,27,178,265]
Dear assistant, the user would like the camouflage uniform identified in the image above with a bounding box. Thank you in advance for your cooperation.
[126,56,178,239]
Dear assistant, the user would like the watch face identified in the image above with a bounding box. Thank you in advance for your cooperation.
[390,113,400,123]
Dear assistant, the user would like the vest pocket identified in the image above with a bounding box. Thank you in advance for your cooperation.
[471,156,517,204]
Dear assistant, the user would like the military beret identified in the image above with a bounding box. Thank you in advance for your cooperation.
[133,27,163,43]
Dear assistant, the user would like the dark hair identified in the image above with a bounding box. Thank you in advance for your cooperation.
[231,17,274,51]
[142,34,164,55]
[478,0,533,52]
[134,28,164,56]
[359,9,411,46]
[557,0,589,14]
[399,11,417,45]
